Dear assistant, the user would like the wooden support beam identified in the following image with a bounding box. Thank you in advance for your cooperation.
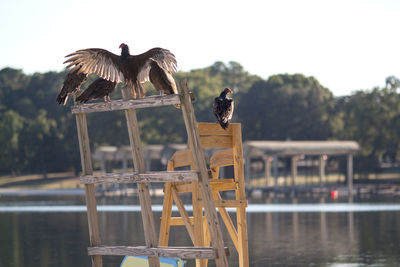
[80,171,199,184]
[170,186,195,243]
[75,113,102,267]
[122,87,159,267]
[88,246,225,259]
[158,183,173,247]
[173,179,236,193]
[71,94,181,114]
[179,80,229,267]
[214,200,248,208]
[231,123,249,267]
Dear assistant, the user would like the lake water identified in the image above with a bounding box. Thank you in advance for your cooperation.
[1,194,400,267]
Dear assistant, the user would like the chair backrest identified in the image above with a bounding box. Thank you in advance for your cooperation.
[167,150,193,171]
[167,123,244,182]
[197,123,235,149]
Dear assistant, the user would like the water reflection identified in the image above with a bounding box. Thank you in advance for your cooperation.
[0,197,400,266]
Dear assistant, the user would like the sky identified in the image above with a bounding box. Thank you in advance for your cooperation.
[1,0,399,96]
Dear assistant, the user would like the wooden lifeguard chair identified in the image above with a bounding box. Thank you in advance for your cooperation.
[73,81,229,267]
[159,123,249,267]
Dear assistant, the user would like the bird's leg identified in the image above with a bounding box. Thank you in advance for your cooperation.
[131,84,137,99]
[103,96,108,103]
[159,90,165,96]
[136,81,146,98]
[107,95,112,102]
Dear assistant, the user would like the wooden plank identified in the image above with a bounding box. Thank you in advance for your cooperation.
[122,86,159,267]
[210,179,237,192]
[213,192,239,251]
[210,149,234,168]
[80,171,199,184]
[158,183,173,246]
[231,124,249,267]
[192,182,207,267]
[75,113,102,267]
[174,182,194,193]
[213,200,248,208]
[200,135,233,148]
[171,186,195,242]
[169,216,199,225]
[179,80,229,267]
[71,94,181,114]
[170,150,192,167]
[198,123,233,136]
[88,246,218,259]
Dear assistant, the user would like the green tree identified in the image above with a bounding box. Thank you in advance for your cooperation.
[237,74,335,140]
[0,110,24,174]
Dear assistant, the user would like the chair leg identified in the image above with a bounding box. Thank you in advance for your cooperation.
[159,183,173,246]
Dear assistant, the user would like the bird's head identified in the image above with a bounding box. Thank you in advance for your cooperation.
[224,88,233,94]
[119,43,130,57]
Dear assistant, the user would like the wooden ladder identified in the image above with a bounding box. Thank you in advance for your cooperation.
[72,80,229,267]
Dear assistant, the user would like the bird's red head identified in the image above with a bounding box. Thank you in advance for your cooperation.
[224,88,233,94]
[119,43,127,49]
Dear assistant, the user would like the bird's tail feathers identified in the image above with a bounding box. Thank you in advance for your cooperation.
[219,120,229,130]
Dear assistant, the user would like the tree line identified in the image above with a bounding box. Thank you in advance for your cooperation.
[0,63,399,177]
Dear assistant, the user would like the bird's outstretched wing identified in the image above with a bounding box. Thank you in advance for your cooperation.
[64,48,124,83]
[56,70,87,105]
[136,48,178,84]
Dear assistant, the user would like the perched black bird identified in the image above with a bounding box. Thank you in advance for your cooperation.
[56,70,87,105]
[213,88,234,130]
[76,78,117,103]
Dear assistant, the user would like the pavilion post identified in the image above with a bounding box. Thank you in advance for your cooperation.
[347,154,353,197]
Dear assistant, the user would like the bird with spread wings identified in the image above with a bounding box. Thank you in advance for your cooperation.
[56,43,177,105]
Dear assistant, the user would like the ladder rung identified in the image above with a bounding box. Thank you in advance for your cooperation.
[80,171,199,184]
[87,245,229,259]
[169,216,202,225]
[71,94,181,114]
[173,179,236,193]
[213,199,248,208]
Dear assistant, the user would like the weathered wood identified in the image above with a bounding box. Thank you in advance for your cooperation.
[213,200,248,208]
[75,113,102,267]
[170,150,193,166]
[71,94,181,114]
[122,86,159,267]
[213,192,239,251]
[200,135,233,148]
[192,182,207,267]
[231,123,249,267]
[169,216,204,225]
[88,246,219,259]
[210,149,234,168]
[198,123,233,136]
[158,182,173,246]
[210,180,237,192]
[80,171,199,184]
[171,185,195,242]
[179,80,229,267]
